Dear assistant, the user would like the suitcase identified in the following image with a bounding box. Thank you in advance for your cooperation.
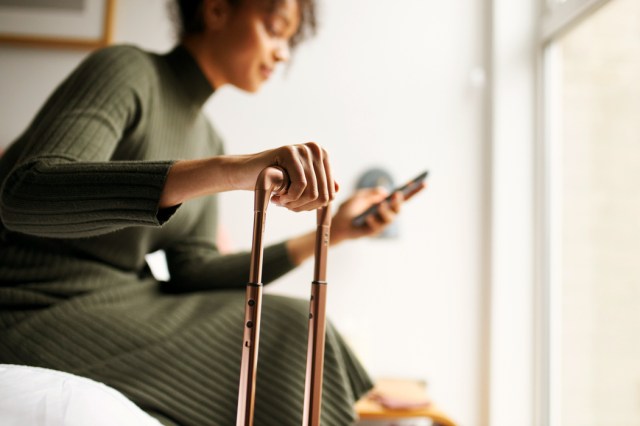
[236,167,332,426]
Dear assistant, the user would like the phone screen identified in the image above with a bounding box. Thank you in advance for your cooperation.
[352,170,428,227]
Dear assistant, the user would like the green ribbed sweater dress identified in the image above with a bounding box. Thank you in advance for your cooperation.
[0,45,372,425]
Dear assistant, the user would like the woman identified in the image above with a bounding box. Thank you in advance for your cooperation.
[0,0,418,424]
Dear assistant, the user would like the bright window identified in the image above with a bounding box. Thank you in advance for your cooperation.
[544,0,640,424]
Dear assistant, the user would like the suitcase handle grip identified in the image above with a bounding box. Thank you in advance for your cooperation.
[253,166,289,213]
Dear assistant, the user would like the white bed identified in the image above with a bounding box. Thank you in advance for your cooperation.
[0,364,161,426]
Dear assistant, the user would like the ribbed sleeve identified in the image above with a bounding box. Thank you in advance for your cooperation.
[0,45,177,238]
[163,241,295,292]
[1,158,176,238]
[161,195,296,291]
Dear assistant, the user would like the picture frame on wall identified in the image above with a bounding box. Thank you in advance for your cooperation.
[0,0,115,50]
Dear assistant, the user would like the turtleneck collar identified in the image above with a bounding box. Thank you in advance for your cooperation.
[164,44,214,107]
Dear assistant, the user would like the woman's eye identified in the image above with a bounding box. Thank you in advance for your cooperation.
[266,19,286,37]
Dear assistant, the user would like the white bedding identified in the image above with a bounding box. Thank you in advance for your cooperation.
[0,364,161,426]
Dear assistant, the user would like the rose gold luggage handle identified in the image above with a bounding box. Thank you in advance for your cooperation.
[236,167,331,426]
[302,204,331,426]
[236,166,288,426]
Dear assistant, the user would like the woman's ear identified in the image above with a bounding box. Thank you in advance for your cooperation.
[202,0,231,31]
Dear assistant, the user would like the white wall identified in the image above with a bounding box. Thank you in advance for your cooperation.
[0,1,488,424]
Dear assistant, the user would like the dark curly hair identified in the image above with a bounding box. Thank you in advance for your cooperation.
[170,0,317,49]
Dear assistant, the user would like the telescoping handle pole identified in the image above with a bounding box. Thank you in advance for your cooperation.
[236,167,288,426]
[302,204,331,426]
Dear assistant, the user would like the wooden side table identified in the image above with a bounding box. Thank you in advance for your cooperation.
[355,379,457,426]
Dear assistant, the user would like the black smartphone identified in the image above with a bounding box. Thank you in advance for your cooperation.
[351,170,428,227]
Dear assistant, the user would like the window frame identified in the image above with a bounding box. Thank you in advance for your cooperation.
[537,1,615,425]
[488,0,616,425]
[542,0,614,42]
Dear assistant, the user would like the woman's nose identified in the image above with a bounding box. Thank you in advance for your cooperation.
[273,41,291,63]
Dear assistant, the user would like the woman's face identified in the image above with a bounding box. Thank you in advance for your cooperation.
[210,0,301,92]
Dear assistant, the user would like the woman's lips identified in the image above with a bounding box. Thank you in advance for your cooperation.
[260,65,273,79]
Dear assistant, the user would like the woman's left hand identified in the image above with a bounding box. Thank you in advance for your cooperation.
[330,183,425,245]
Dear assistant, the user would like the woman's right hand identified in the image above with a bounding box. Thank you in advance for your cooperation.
[159,142,338,211]
[233,142,339,212]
